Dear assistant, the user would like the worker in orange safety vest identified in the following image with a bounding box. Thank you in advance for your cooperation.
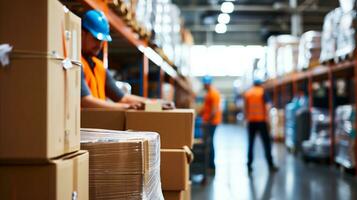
[80,10,174,110]
[244,79,278,174]
[199,76,222,173]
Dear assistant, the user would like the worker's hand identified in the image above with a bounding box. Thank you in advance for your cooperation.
[128,102,145,110]
[161,100,175,110]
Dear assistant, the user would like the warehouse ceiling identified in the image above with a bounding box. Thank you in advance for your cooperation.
[173,0,339,45]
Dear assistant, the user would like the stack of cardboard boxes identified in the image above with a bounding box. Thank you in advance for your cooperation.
[0,1,88,199]
[82,108,195,200]
[80,129,164,200]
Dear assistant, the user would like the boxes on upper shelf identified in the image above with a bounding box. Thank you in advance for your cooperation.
[160,148,193,191]
[0,150,89,200]
[80,129,164,200]
[81,109,126,131]
[126,109,195,149]
[0,0,81,162]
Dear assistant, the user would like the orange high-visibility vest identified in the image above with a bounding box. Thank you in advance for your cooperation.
[202,87,222,125]
[81,56,106,100]
[244,86,267,122]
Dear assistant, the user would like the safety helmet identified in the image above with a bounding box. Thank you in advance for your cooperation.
[82,10,112,42]
[253,79,263,86]
[202,76,213,85]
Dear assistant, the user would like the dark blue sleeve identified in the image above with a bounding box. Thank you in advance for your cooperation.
[105,70,125,102]
[81,68,91,98]
[264,91,270,103]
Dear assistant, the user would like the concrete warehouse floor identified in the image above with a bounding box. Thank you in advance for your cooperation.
[191,124,357,200]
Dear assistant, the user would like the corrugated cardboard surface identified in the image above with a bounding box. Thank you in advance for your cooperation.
[0,150,89,200]
[161,149,190,190]
[126,109,195,148]
[81,135,146,200]
[81,129,165,200]
[81,109,126,131]
[0,58,81,162]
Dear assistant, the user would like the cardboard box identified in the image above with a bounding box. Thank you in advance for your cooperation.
[0,0,81,61]
[126,109,195,148]
[163,182,191,200]
[184,181,192,200]
[0,150,89,200]
[0,0,81,162]
[81,129,164,200]
[161,148,192,190]
[163,191,184,200]
[0,58,81,162]
[81,109,126,131]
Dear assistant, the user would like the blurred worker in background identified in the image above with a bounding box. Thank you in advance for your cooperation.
[200,76,222,173]
[244,79,278,174]
[80,10,174,110]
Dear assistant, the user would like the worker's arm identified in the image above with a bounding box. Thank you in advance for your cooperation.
[81,95,130,110]
[120,94,148,104]
[80,70,131,110]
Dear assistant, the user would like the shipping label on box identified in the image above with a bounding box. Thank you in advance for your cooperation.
[126,109,195,148]
[0,150,89,200]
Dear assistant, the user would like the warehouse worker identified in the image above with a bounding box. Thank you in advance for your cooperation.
[80,10,173,109]
[244,79,278,174]
[199,76,222,173]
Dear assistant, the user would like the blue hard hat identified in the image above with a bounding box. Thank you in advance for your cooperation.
[202,76,212,85]
[253,79,263,85]
[82,10,112,42]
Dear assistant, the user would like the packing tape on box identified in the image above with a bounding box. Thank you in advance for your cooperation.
[183,146,194,164]
[0,48,81,68]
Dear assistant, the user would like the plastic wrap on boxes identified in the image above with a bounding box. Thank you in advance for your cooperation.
[285,96,309,149]
[266,35,299,77]
[297,31,321,71]
[335,105,356,169]
[336,10,357,58]
[269,108,285,139]
[81,129,164,200]
[320,8,343,62]
[302,108,331,159]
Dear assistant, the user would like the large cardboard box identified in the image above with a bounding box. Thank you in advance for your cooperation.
[161,148,192,191]
[126,109,195,148]
[184,181,192,200]
[0,150,89,200]
[0,1,81,161]
[81,129,164,200]
[0,0,81,61]
[0,58,81,162]
[163,191,184,200]
[81,109,126,131]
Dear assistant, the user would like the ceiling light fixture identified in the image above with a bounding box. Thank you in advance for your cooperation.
[221,2,234,14]
[215,23,227,34]
[218,13,231,24]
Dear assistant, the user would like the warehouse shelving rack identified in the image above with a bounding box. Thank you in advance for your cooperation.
[61,0,193,98]
[264,60,357,174]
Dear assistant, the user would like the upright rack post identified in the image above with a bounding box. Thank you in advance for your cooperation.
[328,67,335,163]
